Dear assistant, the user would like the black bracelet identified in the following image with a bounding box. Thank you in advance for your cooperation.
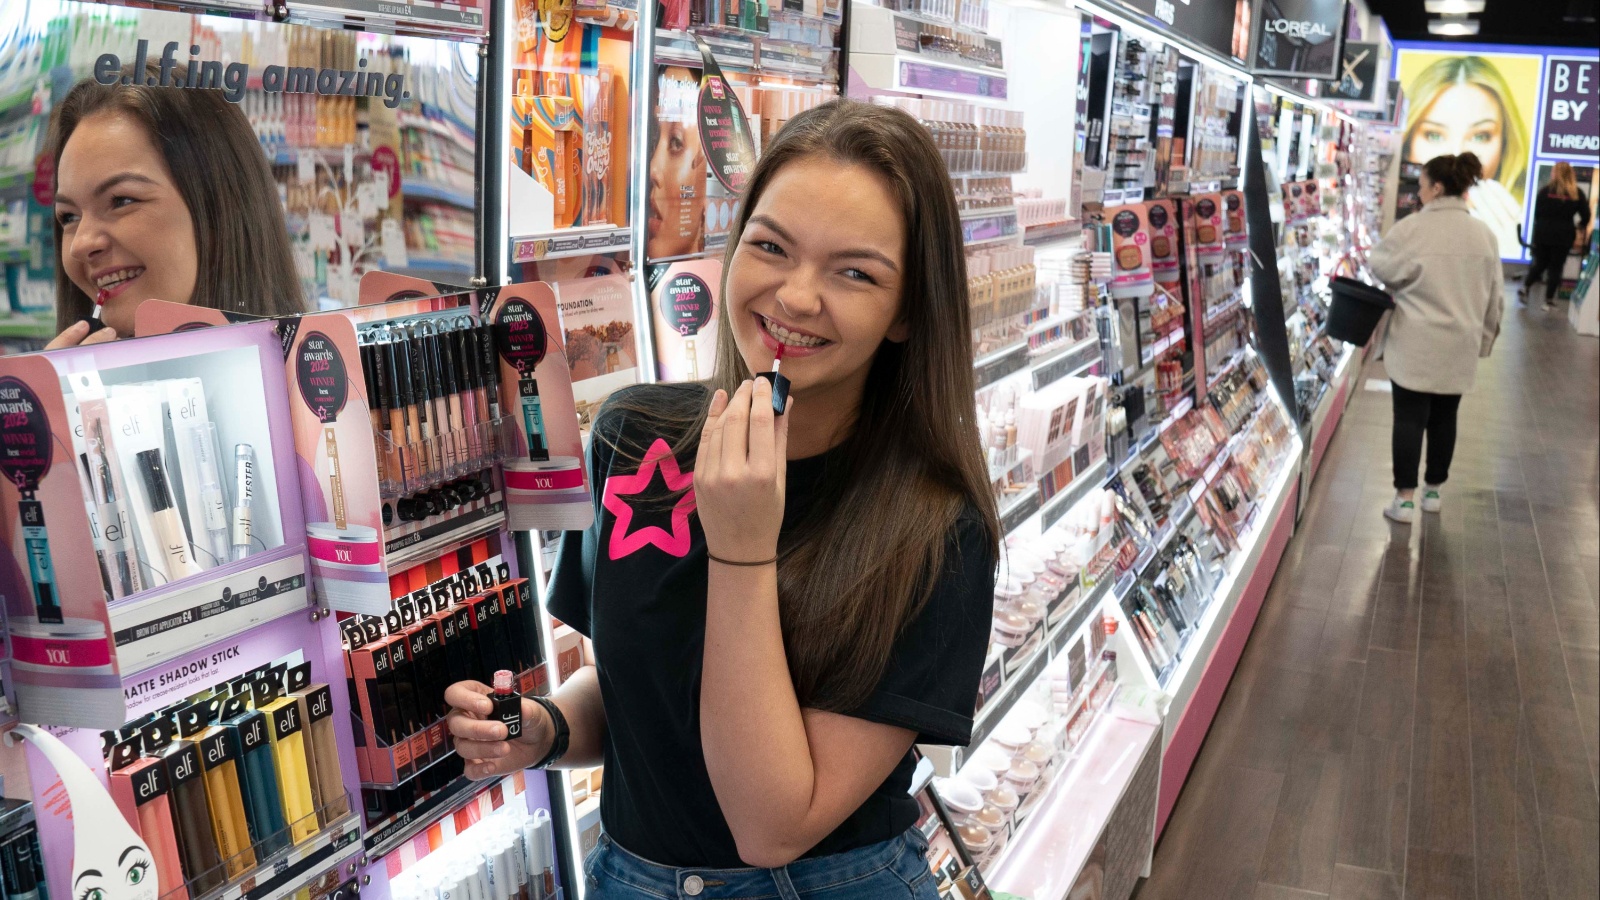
[708,553,779,567]
[525,694,570,769]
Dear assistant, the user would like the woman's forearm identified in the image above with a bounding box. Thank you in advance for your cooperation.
[699,564,818,862]
[548,664,608,769]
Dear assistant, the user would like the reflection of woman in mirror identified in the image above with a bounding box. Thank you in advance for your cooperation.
[45,65,306,349]
[646,65,707,260]
[1402,56,1528,256]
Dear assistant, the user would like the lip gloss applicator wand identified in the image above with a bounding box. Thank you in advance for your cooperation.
[757,343,790,415]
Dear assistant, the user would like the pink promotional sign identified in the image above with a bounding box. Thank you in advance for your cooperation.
[489,282,595,532]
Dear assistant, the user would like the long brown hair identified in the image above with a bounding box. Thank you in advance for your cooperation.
[48,64,306,333]
[612,100,1000,711]
[1547,161,1580,201]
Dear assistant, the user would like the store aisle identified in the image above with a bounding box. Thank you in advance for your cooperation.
[1134,295,1599,900]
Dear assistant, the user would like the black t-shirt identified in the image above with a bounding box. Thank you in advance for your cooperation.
[546,384,996,868]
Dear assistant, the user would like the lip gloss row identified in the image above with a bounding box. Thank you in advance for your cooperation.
[359,318,508,499]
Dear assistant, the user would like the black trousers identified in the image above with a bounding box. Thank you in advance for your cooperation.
[1524,243,1571,300]
[1392,382,1462,491]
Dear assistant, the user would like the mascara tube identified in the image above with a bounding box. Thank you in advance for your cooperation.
[18,499,60,624]
[231,444,256,562]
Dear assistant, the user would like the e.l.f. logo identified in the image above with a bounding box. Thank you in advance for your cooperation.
[311,692,330,718]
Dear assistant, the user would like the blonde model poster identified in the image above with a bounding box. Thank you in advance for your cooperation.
[1397,48,1542,258]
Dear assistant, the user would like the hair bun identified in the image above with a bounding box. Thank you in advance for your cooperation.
[1455,152,1484,186]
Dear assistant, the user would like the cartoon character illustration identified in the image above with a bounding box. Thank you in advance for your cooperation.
[7,725,161,900]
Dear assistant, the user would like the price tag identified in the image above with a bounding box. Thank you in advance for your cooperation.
[308,212,337,251]
[344,214,366,250]
[297,152,316,184]
[381,219,409,268]
[356,182,382,219]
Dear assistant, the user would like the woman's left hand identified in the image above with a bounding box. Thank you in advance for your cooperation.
[696,379,791,564]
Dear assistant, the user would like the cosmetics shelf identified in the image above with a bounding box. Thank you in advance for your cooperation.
[1137,326,1185,367]
[511,225,633,264]
[282,0,486,43]
[1023,221,1081,246]
[363,771,497,858]
[107,548,314,679]
[961,207,1020,247]
[378,416,521,500]
[983,712,1161,900]
[1029,336,1101,393]
[1153,441,1300,734]
[930,576,1116,777]
[181,803,362,900]
[402,178,475,209]
[1037,458,1107,533]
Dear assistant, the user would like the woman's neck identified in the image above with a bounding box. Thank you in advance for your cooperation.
[783,372,867,460]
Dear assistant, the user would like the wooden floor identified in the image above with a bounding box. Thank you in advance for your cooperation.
[1134,294,1599,900]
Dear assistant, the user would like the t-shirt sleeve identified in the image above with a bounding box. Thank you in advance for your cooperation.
[845,515,997,745]
[545,418,613,638]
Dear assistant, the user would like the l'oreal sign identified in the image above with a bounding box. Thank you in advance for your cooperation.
[1248,0,1346,79]
[1263,18,1333,37]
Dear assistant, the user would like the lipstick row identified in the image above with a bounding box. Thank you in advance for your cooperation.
[342,537,544,790]
[359,318,509,501]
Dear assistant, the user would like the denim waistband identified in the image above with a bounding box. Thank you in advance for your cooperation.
[587,829,929,900]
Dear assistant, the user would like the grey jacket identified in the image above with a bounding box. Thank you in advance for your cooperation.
[1369,196,1504,395]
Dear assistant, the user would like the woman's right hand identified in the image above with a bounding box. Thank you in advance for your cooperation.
[44,319,118,350]
[444,680,555,780]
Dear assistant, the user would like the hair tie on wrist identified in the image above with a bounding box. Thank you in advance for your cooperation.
[708,552,778,567]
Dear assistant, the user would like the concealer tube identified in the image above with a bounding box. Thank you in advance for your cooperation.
[136,449,203,581]
[408,330,437,478]
[263,697,319,843]
[198,726,257,875]
[163,742,225,894]
[453,326,481,463]
[439,329,467,458]
[369,342,395,484]
[461,326,491,437]
[421,334,450,474]
[384,341,413,486]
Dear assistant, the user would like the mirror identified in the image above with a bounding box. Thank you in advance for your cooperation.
[0,0,479,330]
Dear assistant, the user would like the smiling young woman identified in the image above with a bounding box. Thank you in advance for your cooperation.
[444,100,1000,898]
[44,63,305,349]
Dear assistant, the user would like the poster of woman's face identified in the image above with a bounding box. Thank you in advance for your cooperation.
[646,64,708,261]
[1397,49,1542,258]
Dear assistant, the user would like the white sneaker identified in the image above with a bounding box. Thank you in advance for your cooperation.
[1420,486,1442,513]
[1384,496,1417,524]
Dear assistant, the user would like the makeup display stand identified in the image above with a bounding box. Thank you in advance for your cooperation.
[0,281,584,900]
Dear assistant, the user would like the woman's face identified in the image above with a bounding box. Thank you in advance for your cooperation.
[646,67,707,260]
[725,157,907,409]
[1406,83,1504,179]
[54,111,197,336]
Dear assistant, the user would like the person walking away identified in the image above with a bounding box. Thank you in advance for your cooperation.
[1521,161,1591,310]
[1369,152,1504,524]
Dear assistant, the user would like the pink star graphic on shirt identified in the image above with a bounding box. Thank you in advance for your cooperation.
[602,438,697,559]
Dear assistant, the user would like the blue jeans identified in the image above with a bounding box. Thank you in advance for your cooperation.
[582,829,940,900]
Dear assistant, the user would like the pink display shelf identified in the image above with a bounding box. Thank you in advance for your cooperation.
[986,714,1162,899]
